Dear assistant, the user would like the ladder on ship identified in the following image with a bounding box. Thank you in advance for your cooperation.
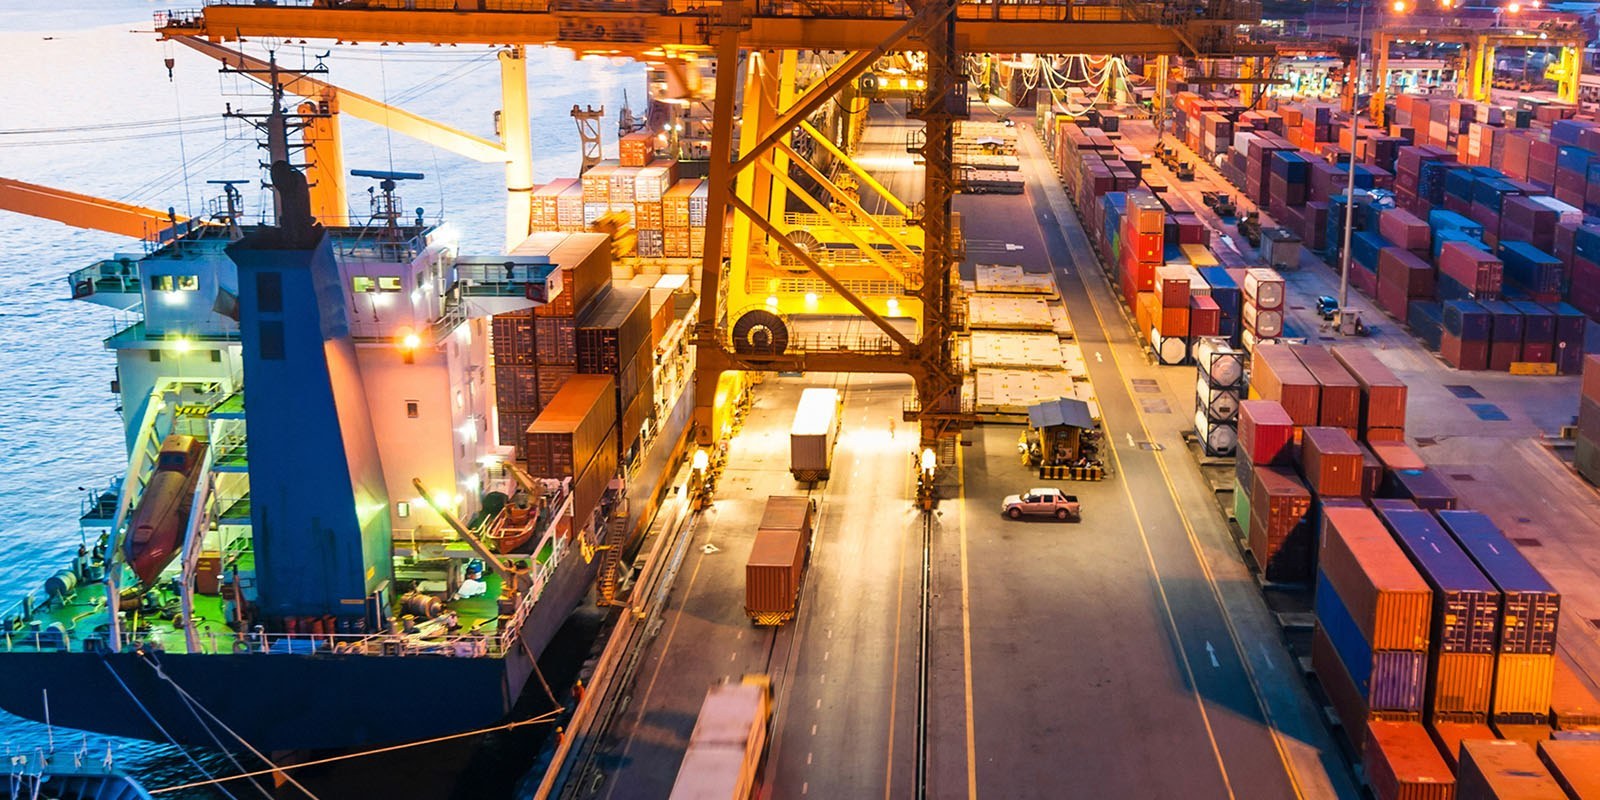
[596,499,631,606]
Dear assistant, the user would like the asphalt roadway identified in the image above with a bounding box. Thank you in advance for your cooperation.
[590,102,1357,799]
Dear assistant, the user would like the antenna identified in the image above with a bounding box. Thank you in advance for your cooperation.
[350,169,425,236]
[206,179,249,236]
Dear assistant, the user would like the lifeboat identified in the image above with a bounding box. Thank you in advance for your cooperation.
[484,490,538,554]
[124,434,207,586]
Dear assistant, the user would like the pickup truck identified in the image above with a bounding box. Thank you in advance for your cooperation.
[1001,488,1082,521]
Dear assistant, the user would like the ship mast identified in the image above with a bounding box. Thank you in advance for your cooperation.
[221,51,331,225]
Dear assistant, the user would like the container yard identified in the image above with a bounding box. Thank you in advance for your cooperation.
[11,0,1600,798]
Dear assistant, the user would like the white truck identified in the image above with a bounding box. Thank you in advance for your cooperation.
[790,388,840,482]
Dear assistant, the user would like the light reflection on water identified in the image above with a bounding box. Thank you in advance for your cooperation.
[0,3,643,792]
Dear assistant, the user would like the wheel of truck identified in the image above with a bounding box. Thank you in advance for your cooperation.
[1007,507,1022,520]
[1055,508,1069,520]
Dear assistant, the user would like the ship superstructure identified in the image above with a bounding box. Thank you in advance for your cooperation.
[0,157,698,749]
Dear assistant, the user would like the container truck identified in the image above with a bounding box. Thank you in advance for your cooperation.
[790,388,841,482]
[745,496,815,626]
[667,675,773,800]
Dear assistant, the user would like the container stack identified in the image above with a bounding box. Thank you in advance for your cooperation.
[1362,720,1455,800]
[1315,504,1432,752]
[1577,354,1600,486]
[1330,346,1409,442]
[1194,338,1244,458]
[524,374,619,532]
[1148,265,1192,365]
[1240,268,1286,351]
[1456,740,1567,798]
[526,149,729,264]
[1436,510,1561,738]
[1235,400,1307,582]
[1372,501,1500,733]
[1290,345,1362,436]
[1121,192,1166,310]
[1441,300,1493,371]
[1248,344,1320,432]
[575,285,656,464]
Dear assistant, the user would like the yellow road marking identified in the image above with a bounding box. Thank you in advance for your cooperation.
[957,446,978,800]
[1042,133,1306,798]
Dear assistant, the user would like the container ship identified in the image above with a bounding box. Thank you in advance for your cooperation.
[0,103,703,750]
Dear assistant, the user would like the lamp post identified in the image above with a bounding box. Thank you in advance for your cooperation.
[1337,0,1408,333]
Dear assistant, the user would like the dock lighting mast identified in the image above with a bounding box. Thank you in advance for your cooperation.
[1338,0,1400,334]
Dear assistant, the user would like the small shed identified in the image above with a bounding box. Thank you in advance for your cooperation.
[1025,397,1096,466]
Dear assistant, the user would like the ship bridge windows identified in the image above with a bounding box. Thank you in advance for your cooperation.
[149,274,200,292]
[352,275,403,294]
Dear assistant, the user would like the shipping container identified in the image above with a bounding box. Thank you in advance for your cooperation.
[1494,654,1556,720]
[1370,441,1427,472]
[759,495,816,536]
[1302,427,1366,497]
[1331,346,1409,431]
[1373,499,1500,654]
[523,374,618,479]
[1291,345,1363,428]
[569,426,619,536]
[576,286,652,375]
[1457,739,1566,800]
[1428,719,1499,771]
[1321,505,1433,651]
[745,527,809,625]
[1239,400,1296,464]
[1251,344,1321,427]
[791,388,841,481]
[1364,720,1456,800]
[1249,466,1313,583]
[1536,740,1600,799]
[1551,657,1600,731]
[520,232,613,319]
[1386,468,1460,511]
[1432,652,1496,717]
[1315,626,1420,753]
[1436,511,1561,655]
[1317,570,1427,710]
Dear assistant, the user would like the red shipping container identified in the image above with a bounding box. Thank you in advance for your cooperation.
[1427,719,1497,771]
[1379,208,1433,253]
[1155,265,1191,308]
[1290,345,1362,428]
[1358,443,1385,499]
[1251,344,1320,427]
[1378,247,1435,298]
[1489,340,1522,371]
[1249,466,1314,583]
[1366,427,1406,443]
[1441,333,1490,371]
[1189,295,1221,337]
[1378,278,1413,321]
[1364,721,1455,800]
[1239,400,1295,465]
[1158,306,1190,338]
[1332,346,1408,430]
[1369,441,1425,471]
[1302,426,1366,497]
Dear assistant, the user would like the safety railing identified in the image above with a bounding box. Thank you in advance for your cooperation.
[783,211,913,230]
[172,0,1203,22]
[68,260,142,300]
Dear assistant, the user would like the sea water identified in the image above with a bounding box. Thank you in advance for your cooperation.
[0,2,643,790]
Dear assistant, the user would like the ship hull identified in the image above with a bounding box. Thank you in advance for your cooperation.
[0,378,694,751]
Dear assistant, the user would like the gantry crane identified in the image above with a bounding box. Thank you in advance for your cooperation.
[1373,21,1587,104]
[155,0,1263,462]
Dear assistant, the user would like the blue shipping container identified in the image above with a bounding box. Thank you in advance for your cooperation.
[1443,299,1492,340]
[1372,501,1500,654]
[1315,570,1427,711]
[1435,510,1561,655]
[1408,300,1446,351]
[1498,241,1564,296]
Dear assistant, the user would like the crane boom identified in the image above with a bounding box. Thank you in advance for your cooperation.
[0,176,189,239]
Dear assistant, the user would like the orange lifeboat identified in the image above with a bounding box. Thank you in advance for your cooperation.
[125,434,207,586]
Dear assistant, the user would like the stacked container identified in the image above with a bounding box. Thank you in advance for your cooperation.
[1194,338,1244,457]
[1249,466,1314,583]
[1241,268,1286,349]
[575,285,655,463]
[1363,720,1455,800]
[1301,427,1365,498]
[1456,740,1566,799]
[1234,400,1296,554]
[1437,511,1561,728]
[1150,265,1192,365]
[1578,354,1600,486]
[1315,504,1433,752]
[1373,500,1500,725]
[1291,345,1362,433]
[1249,344,1320,431]
[1442,300,1493,371]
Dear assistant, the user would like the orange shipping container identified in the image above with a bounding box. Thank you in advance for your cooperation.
[1493,654,1555,719]
[1251,344,1321,428]
[1158,306,1190,338]
[1320,505,1433,651]
[1302,426,1366,497]
[1364,720,1455,800]
[1291,345,1363,428]
[745,528,806,624]
[1433,652,1495,716]
[1428,719,1499,771]
[1136,292,1159,339]
[1537,740,1600,799]
[1457,739,1566,800]
[1551,657,1600,730]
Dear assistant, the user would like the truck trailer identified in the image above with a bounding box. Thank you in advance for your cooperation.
[790,387,841,482]
[744,496,816,625]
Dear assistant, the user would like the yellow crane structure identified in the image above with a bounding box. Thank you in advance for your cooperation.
[0,177,193,240]
[141,0,1263,459]
[1372,23,1587,104]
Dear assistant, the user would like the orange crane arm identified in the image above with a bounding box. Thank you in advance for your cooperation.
[170,36,506,164]
[0,177,186,239]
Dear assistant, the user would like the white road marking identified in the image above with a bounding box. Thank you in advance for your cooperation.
[1094,351,1104,363]
[1260,643,1275,670]
[730,652,737,661]
[803,783,810,795]
[1125,432,1136,448]
[824,650,830,661]
[816,698,822,709]
[1205,641,1220,668]
[811,724,818,736]
[807,752,813,765]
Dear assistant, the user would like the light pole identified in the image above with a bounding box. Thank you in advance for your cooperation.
[1337,0,1407,333]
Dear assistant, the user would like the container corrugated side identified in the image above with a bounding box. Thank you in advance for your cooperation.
[1457,739,1567,800]
[1375,501,1501,654]
[1315,627,1421,754]
[759,496,815,536]
[1536,740,1600,799]
[1429,719,1499,771]
[1331,345,1409,430]
[1364,720,1456,800]
[1551,658,1600,730]
[1321,505,1434,651]
[1433,653,1496,717]
[1437,511,1561,655]
[1494,653,1556,719]
[1318,570,1425,711]
[1252,344,1321,427]
[1239,399,1295,465]
[1291,345,1364,429]
[524,374,618,478]
[1302,426,1366,497]
[745,529,807,618]
[1249,466,1312,583]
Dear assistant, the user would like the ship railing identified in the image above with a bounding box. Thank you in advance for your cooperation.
[96,628,506,658]
[69,260,142,300]
[496,491,574,654]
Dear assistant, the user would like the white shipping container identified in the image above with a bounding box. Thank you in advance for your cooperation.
[1232,130,1259,157]
[1242,303,1284,338]
[1193,337,1244,387]
[1195,409,1238,456]
[790,388,841,481]
[1242,267,1285,309]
